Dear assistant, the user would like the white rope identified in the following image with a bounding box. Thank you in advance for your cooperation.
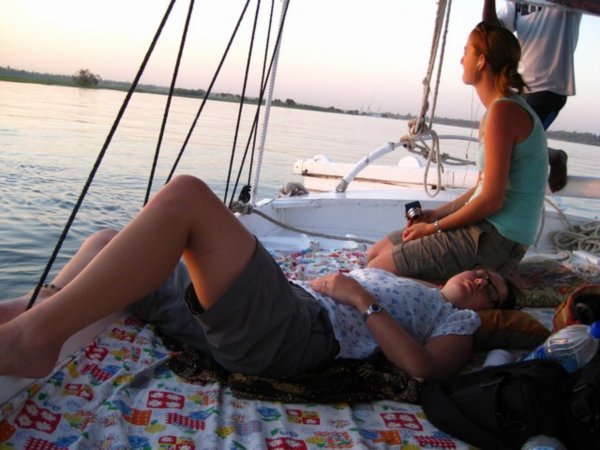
[400,0,454,198]
[551,220,600,254]
[413,0,449,130]
[534,197,600,254]
[400,129,444,197]
[229,201,375,245]
[251,0,289,205]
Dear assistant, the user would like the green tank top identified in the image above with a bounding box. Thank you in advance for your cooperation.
[473,95,548,245]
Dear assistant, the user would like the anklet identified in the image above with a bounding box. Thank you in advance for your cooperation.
[42,283,62,292]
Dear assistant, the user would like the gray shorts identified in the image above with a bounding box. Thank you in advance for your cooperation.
[388,220,527,281]
[127,240,339,379]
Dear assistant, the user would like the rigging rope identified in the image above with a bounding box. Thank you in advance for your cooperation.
[251,0,287,204]
[166,0,253,183]
[27,0,287,309]
[144,0,195,205]
[227,0,290,207]
[224,0,262,206]
[245,0,276,195]
[399,0,455,197]
[27,0,179,310]
[228,0,277,206]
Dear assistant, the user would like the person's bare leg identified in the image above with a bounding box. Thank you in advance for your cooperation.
[0,175,255,378]
[0,229,118,324]
[366,237,393,262]
[366,237,401,274]
[366,249,400,274]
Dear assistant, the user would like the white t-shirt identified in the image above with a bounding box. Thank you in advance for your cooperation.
[497,2,581,96]
[296,268,481,359]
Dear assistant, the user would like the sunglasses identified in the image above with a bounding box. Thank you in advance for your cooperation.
[475,269,501,309]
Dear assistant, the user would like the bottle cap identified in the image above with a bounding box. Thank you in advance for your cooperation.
[590,321,600,339]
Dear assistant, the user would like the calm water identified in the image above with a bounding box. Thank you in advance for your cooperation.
[1,81,598,298]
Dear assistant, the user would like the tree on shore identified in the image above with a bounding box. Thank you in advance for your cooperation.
[72,68,101,87]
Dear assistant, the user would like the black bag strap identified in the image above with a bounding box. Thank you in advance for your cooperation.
[421,380,509,450]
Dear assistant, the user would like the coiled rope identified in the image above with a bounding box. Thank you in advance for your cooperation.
[552,220,600,253]
[531,197,600,254]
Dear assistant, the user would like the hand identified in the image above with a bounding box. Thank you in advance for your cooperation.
[309,273,373,309]
[402,222,435,242]
[406,209,436,227]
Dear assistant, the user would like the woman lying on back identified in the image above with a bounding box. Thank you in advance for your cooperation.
[0,173,515,383]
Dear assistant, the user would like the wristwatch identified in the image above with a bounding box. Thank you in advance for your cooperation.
[362,303,384,321]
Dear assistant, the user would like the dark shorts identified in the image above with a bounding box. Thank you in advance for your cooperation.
[127,240,339,379]
[388,221,527,281]
[523,90,567,130]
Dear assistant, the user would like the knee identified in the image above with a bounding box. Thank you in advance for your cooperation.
[161,175,215,206]
[83,228,118,252]
[366,245,378,261]
[366,237,390,261]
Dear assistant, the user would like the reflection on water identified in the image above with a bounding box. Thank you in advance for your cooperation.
[0,81,598,298]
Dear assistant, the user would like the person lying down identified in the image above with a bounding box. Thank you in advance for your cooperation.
[0,175,515,382]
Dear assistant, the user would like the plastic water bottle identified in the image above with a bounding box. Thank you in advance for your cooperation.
[521,434,566,450]
[521,321,600,373]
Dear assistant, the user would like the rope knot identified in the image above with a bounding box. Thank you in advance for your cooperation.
[229,201,254,215]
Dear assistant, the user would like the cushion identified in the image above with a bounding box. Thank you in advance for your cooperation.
[473,309,551,350]
[512,258,590,308]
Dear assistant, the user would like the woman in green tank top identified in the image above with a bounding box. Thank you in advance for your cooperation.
[367,22,548,283]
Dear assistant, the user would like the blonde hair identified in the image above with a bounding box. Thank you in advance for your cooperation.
[470,21,527,95]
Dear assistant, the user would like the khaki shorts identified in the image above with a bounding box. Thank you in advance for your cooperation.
[127,240,339,379]
[388,220,527,281]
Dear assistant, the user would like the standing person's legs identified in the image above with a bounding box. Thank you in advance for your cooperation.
[523,90,568,192]
[0,175,256,378]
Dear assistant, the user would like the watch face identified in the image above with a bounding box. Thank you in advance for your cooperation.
[363,303,384,321]
[370,304,382,313]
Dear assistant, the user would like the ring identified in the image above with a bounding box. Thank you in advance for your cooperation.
[321,281,327,288]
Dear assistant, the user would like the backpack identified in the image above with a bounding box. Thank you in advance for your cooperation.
[564,354,600,449]
[420,359,573,449]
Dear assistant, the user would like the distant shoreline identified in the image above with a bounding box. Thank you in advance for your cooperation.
[1,65,598,146]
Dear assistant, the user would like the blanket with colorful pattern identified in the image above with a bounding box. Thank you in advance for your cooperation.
[0,249,552,449]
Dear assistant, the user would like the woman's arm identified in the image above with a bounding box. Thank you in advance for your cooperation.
[309,273,472,380]
[425,186,477,222]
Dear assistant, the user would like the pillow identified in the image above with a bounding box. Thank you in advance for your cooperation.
[473,309,551,350]
[512,258,590,308]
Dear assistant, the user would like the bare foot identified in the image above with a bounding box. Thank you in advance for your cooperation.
[548,148,568,193]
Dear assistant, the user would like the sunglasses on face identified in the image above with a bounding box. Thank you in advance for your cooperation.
[475,269,501,309]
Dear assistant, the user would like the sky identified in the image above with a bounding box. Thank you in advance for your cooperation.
[1,0,599,134]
